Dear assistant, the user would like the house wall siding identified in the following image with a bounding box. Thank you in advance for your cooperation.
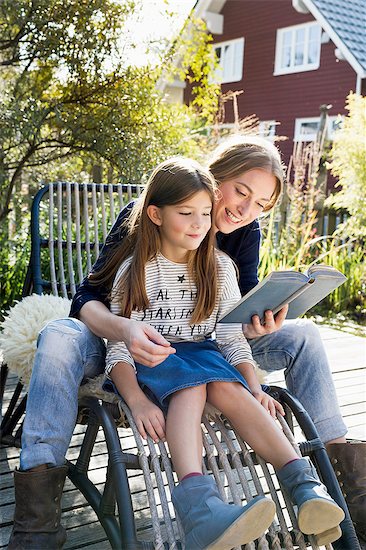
[202,0,358,166]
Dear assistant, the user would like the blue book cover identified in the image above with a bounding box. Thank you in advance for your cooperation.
[219,265,347,324]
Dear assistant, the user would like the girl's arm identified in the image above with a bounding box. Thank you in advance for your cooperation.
[216,255,284,417]
[110,362,166,442]
[105,260,166,442]
[234,361,284,418]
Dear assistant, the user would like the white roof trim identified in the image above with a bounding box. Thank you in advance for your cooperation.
[300,0,366,77]
[193,0,227,17]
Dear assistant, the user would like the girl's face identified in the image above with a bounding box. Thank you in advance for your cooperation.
[214,168,277,234]
[147,189,212,263]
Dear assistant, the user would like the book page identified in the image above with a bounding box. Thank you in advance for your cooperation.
[287,271,347,318]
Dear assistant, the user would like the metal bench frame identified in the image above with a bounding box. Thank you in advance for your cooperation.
[0,182,360,550]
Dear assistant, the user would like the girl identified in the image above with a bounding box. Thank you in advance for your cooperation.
[104,157,344,550]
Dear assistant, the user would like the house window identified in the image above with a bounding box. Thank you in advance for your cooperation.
[274,22,322,75]
[294,116,342,142]
[258,120,277,138]
[328,116,343,140]
[214,38,244,83]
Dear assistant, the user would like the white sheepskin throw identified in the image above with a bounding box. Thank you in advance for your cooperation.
[0,294,71,385]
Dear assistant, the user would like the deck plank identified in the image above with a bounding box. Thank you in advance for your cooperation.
[1,325,365,548]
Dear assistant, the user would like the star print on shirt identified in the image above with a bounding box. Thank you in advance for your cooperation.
[178,275,185,283]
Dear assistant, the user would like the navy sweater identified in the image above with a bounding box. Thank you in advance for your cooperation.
[70,203,261,318]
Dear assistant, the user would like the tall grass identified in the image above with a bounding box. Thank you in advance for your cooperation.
[259,139,366,323]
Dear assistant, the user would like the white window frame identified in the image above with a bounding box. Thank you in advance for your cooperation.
[258,120,277,139]
[274,22,322,75]
[294,116,342,142]
[214,37,244,84]
[328,116,343,140]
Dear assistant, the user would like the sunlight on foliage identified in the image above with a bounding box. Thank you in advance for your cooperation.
[326,93,366,238]
[0,0,219,310]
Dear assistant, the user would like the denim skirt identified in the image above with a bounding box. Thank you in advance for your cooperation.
[135,340,249,413]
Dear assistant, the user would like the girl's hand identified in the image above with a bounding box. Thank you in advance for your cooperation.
[129,396,166,443]
[243,305,288,339]
[252,389,285,418]
[123,319,176,367]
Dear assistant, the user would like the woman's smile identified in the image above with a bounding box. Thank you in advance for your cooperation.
[225,208,243,224]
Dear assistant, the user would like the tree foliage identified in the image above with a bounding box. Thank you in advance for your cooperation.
[0,0,220,309]
[326,92,366,237]
[0,0,219,219]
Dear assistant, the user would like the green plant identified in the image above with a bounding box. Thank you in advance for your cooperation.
[259,138,365,324]
[326,93,366,238]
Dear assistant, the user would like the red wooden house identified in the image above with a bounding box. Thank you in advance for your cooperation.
[172,0,366,170]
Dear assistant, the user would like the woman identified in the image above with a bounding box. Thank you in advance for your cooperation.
[9,136,364,549]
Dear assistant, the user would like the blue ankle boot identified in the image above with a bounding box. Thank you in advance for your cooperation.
[172,475,276,550]
[277,458,345,535]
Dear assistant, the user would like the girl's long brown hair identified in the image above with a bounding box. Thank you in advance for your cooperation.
[89,157,218,324]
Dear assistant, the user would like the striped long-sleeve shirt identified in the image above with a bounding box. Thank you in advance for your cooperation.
[106,250,255,375]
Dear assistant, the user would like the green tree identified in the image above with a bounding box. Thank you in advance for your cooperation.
[326,92,366,237]
[0,0,220,309]
[0,0,219,220]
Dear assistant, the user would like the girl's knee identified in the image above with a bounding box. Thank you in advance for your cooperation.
[173,384,207,402]
[207,381,245,403]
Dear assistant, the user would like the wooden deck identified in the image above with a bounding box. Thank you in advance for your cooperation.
[1,325,365,549]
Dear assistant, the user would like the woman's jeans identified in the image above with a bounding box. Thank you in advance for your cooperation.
[20,318,347,470]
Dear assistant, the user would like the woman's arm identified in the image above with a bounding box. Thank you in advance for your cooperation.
[70,205,133,318]
[110,362,166,442]
[72,202,174,365]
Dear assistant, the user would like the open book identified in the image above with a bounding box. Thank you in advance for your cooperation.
[219,265,347,324]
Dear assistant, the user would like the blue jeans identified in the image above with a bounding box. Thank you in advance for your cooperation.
[20,318,106,470]
[20,318,347,470]
[250,319,347,443]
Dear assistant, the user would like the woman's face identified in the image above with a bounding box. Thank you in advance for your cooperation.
[214,168,277,234]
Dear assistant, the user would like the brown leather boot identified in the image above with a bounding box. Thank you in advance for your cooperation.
[8,465,68,549]
[327,441,366,541]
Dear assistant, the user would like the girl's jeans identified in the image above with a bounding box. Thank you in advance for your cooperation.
[20,318,347,470]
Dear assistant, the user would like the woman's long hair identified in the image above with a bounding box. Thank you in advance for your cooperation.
[208,135,285,211]
[90,157,218,324]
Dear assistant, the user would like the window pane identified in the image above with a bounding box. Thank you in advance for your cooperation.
[215,46,222,61]
[294,28,305,66]
[281,45,292,68]
[233,40,244,80]
[309,24,320,41]
[283,30,292,47]
[301,121,319,136]
[295,27,305,45]
[259,121,276,137]
[307,40,319,64]
[294,43,304,65]
[223,44,234,81]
